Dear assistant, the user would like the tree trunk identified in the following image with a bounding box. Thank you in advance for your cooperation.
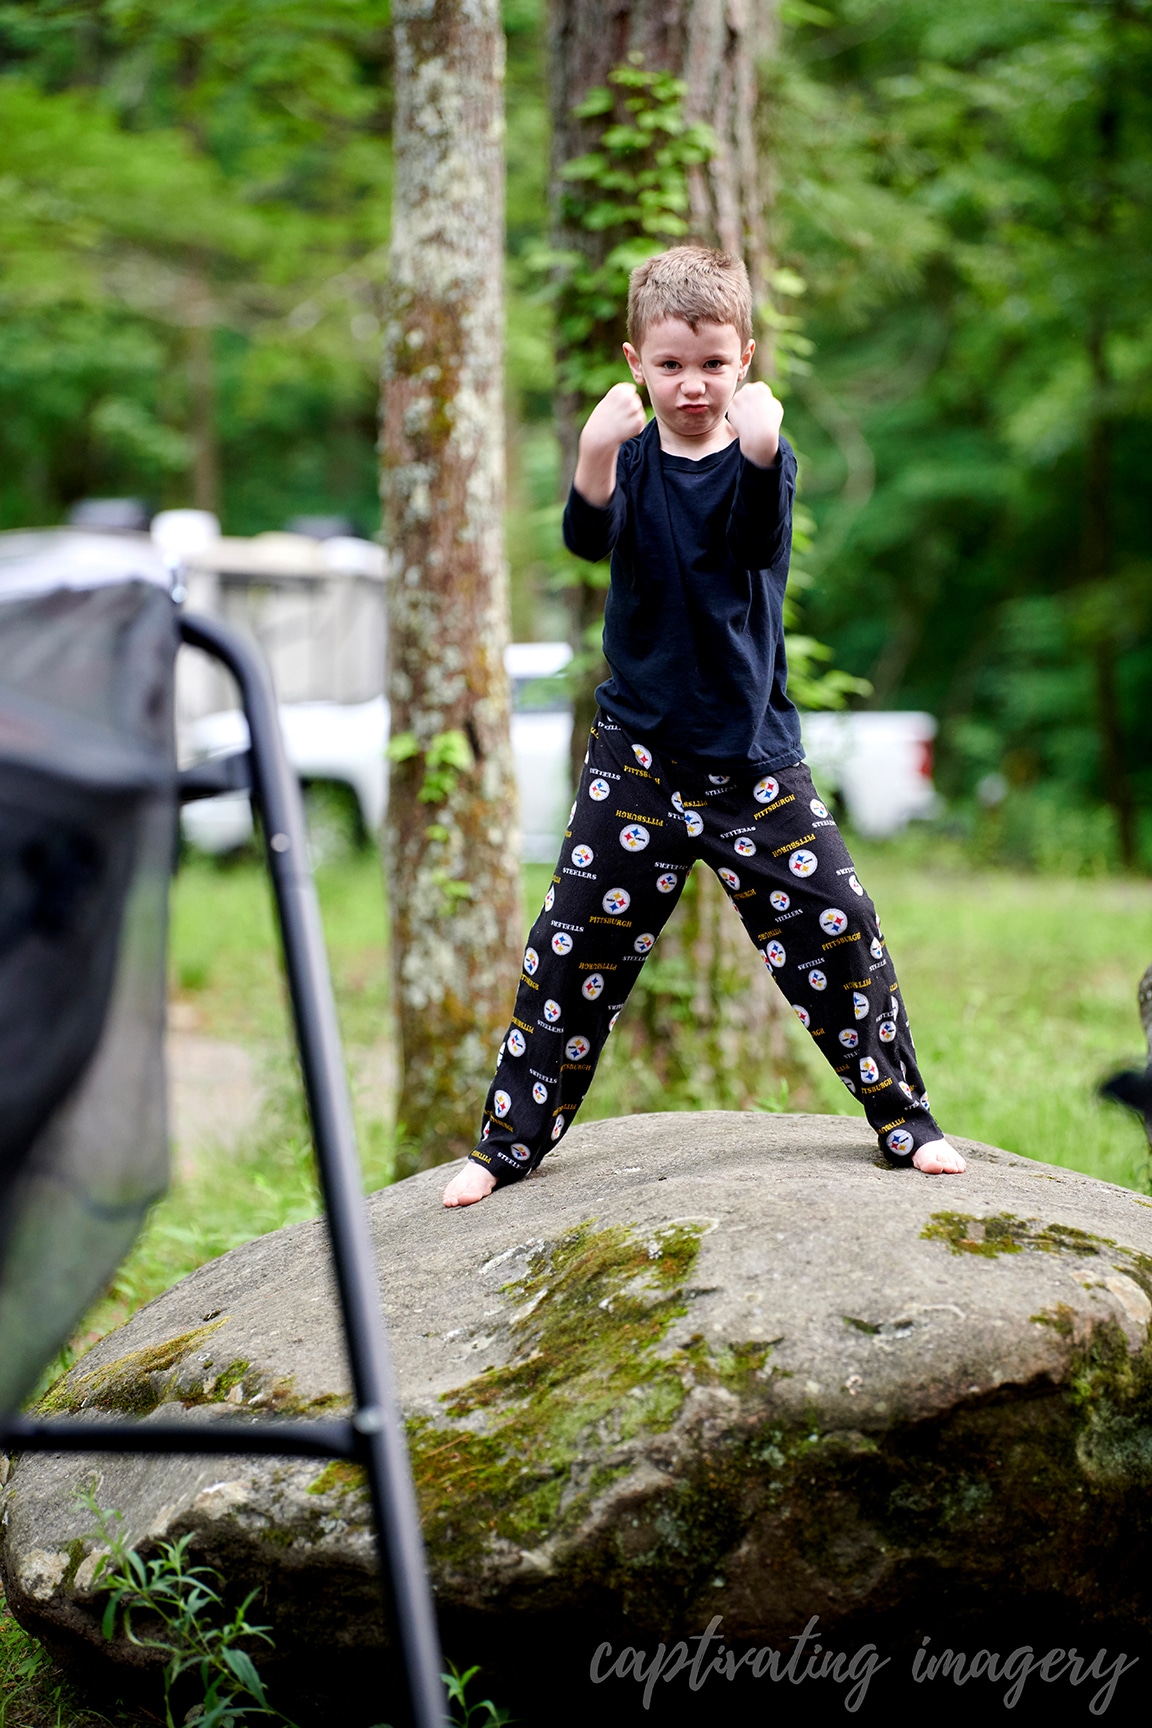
[185,265,220,516]
[187,318,219,516]
[548,0,799,1106]
[1082,63,1136,870]
[381,0,521,1170]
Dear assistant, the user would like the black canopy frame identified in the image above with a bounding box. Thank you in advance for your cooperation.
[0,613,447,1728]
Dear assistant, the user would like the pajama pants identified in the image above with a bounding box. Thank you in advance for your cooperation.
[470,711,944,1183]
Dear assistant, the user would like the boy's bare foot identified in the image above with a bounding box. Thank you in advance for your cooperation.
[912,1138,966,1175]
[442,1163,498,1208]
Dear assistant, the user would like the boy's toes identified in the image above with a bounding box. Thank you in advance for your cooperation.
[912,1138,967,1175]
[442,1164,498,1207]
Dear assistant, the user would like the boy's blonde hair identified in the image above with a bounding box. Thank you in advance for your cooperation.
[627,246,753,350]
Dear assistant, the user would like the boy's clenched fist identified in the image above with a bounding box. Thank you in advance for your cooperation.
[726,380,784,469]
[582,382,648,453]
[574,383,648,506]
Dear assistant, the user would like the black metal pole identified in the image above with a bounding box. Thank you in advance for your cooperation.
[179,614,448,1728]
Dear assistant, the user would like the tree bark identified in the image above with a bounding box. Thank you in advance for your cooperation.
[548,0,799,1106]
[1081,62,1136,870]
[381,0,521,1169]
[187,317,220,516]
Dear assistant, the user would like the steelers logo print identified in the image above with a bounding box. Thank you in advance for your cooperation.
[656,873,678,894]
[565,1035,591,1060]
[870,936,884,960]
[886,1128,915,1157]
[550,1118,565,1141]
[571,844,594,868]
[582,973,605,1000]
[754,776,779,804]
[671,790,684,812]
[859,1057,879,1084]
[819,907,848,936]
[841,1076,857,1094]
[899,1081,915,1100]
[838,1028,859,1049]
[709,774,730,785]
[764,940,786,969]
[853,991,869,1020]
[568,800,577,824]
[589,778,610,802]
[810,798,829,818]
[552,932,573,956]
[734,836,756,858]
[544,885,555,912]
[532,1082,548,1105]
[602,887,630,915]
[620,823,650,852]
[789,849,818,879]
[848,874,864,897]
[634,932,655,954]
[523,946,539,976]
[510,1142,532,1162]
[770,890,790,912]
[608,1010,620,1030]
[544,999,562,1023]
[684,811,704,838]
[808,969,827,991]
[719,868,740,890]
[879,1019,897,1043]
[792,1004,811,1029]
[632,743,653,770]
[506,1029,526,1057]
[494,1090,511,1118]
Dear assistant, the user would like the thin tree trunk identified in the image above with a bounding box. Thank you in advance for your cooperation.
[186,267,220,516]
[381,0,521,1170]
[548,0,798,1105]
[1082,60,1135,869]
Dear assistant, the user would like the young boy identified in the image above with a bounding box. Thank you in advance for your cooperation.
[443,246,964,1207]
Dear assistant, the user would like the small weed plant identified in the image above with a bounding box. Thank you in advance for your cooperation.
[442,1662,512,1727]
[81,1494,295,1728]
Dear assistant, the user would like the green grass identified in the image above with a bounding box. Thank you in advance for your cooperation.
[840,838,1152,1192]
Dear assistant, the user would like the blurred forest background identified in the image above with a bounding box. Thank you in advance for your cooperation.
[2,0,1151,870]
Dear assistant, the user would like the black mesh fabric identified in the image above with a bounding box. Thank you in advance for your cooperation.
[0,532,177,1411]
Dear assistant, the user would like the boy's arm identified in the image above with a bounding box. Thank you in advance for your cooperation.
[726,383,796,570]
[563,383,646,562]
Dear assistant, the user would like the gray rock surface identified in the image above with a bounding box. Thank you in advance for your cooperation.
[4,1111,1152,1692]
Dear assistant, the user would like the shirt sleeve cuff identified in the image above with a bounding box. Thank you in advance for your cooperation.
[562,484,620,560]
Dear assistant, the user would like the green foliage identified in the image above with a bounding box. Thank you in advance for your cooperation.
[80,1494,293,1728]
[768,0,1152,853]
[547,61,717,404]
[441,1662,513,1728]
[0,1,390,532]
[386,728,475,805]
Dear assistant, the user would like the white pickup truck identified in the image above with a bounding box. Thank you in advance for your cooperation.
[180,644,577,863]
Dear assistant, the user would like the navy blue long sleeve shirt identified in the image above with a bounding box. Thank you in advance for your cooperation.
[562,417,802,771]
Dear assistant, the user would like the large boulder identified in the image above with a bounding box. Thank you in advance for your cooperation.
[4,1112,1152,1722]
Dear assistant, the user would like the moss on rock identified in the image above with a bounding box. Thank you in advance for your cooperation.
[37,1322,347,1421]
[409,1219,780,1584]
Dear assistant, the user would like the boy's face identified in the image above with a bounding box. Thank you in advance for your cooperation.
[623,318,754,443]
